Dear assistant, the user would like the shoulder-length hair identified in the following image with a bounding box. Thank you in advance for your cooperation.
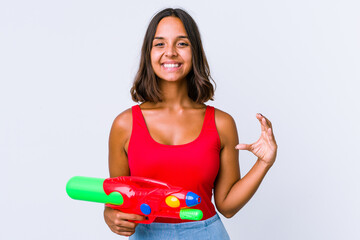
[130,8,215,104]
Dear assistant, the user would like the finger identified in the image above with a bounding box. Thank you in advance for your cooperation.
[113,212,144,230]
[115,230,135,237]
[110,223,136,236]
[258,113,273,129]
[256,113,266,132]
[235,143,251,150]
[128,214,146,222]
[114,225,135,233]
[257,114,273,136]
[260,116,274,138]
[262,117,270,133]
[114,219,137,230]
[267,128,277,146]
[119,212,145,222]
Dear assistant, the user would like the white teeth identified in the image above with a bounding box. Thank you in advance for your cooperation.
[163,63,180,68]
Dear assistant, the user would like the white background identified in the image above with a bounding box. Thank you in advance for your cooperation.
[1,0,359,239]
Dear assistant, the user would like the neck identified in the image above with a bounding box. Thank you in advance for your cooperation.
[156,79,193,109]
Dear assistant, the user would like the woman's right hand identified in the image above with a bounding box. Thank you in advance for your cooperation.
[104,206,145,237]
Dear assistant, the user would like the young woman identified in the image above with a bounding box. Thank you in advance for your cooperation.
[104,8,277,239]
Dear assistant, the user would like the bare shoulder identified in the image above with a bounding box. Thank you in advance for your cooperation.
[214,108,238,148]
[214,108,237,129]
[112,107,132,127]
[110,107,133,139]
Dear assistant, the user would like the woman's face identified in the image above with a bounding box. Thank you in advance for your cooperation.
[150,17,192,83]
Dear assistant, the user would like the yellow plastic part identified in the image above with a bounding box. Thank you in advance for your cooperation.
[165,195,180,208]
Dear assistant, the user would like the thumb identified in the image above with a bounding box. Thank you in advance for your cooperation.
[235,143,251,150]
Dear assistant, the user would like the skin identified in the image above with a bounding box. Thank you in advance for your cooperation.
[104,16,278,237]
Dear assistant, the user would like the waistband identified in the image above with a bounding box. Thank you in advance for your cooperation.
[141,214,220,230]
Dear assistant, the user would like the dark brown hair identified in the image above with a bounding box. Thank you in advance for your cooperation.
[130,8,215,103]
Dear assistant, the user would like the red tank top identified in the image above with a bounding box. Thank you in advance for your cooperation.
[128,105,221,223]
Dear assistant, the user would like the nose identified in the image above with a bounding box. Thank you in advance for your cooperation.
[164,45,177,57]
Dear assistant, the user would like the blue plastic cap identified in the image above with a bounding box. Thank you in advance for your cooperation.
[140,203,151,215]
[185,192,201,207]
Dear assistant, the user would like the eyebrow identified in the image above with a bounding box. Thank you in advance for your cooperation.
[153,35,189,40]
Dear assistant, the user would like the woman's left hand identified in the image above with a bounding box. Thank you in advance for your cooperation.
[235,113,278,168]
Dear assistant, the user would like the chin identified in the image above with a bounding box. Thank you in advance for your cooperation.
[158,74,187,82]
[161,77,187,82]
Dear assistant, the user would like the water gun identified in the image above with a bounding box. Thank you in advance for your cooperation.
[66,176,203,224]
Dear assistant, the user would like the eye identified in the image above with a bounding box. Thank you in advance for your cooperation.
[178,42,189,47]
[154,42,164,47]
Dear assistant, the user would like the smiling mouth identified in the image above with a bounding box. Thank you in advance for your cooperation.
[162,63,182,69]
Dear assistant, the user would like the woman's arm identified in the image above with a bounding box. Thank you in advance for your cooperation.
[214,110,277,218]
[104,108,144,237]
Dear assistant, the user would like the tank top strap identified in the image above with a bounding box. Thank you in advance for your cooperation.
[202,105,217,131]
[131,105,148,133]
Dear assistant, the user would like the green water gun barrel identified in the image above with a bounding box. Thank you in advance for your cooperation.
[66,176,123,205]
[179,209,203,221]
